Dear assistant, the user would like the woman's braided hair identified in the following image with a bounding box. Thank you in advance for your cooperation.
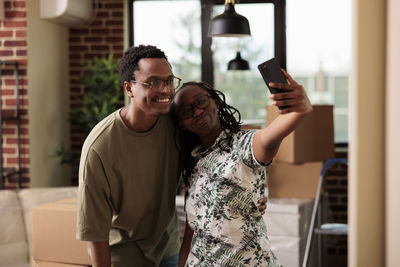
[171,81,242,194]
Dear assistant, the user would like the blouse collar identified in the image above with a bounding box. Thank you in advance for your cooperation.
[191,130,227,159]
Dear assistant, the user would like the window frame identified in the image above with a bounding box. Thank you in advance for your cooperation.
[128,0,286,87]
[128,0,350,148]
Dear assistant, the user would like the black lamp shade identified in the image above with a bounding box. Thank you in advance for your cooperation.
[208,3,251,37]
[228,51,250,70]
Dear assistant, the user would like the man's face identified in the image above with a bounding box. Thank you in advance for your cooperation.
[127,57,175,116]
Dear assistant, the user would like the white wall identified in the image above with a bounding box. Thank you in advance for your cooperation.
[26,1,71,187]
[385,0,400,266]
[349,0,386,266]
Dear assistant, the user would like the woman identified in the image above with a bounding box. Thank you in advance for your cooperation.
[172,70,313,266]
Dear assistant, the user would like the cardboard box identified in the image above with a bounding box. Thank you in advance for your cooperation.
[267,161,324,198]
[32,198,92,265]
[266,104,334,163]
[240,124,261,130]
[31,258,90,267]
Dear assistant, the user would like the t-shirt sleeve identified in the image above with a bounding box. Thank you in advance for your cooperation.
[76,148,113,242]
[236,130,272,169]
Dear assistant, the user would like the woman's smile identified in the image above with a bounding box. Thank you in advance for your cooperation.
[193,114,209,128]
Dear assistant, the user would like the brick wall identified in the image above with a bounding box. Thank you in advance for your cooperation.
[69,0,124,185]
[0,0,29,189]
[0,0,125,188]
[68,0,124,184]
[322,153,348,267]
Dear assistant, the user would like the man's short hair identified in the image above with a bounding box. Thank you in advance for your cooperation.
[119,44,168,83]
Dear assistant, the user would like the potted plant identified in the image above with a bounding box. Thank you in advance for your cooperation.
[53,54,123,182]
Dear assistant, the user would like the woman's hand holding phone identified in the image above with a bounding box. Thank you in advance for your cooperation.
[258,58,312,114]
[268,69,313,115]
[257,58,291,110]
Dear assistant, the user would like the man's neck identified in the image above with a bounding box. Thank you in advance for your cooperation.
[120,105,159,133]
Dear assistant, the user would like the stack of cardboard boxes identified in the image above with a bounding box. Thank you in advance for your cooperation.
[31,198,91,267]
[263,104,335,267]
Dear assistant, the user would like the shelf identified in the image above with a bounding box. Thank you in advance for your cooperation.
[0,60,22,189]
[302,159,349,267]
[314,223,348,236]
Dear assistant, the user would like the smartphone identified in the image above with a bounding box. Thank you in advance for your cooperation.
[257,58,291,109]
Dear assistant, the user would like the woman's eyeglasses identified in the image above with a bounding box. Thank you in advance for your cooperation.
[179,95,211,119]
[131,76,181,91]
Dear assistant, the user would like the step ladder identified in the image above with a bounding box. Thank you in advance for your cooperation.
[302,158,348,267]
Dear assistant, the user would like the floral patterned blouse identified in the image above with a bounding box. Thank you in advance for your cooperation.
[185,130,282,267]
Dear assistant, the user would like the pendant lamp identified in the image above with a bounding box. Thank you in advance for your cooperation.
[208,0,251,37]
[228,47,249,70]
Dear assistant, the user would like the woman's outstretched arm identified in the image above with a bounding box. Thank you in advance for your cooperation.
[253,69,313,164]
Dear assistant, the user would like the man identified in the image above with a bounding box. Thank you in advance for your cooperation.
[76,45,181,266]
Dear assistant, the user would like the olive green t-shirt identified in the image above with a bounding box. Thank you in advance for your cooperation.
[76,109,181,266]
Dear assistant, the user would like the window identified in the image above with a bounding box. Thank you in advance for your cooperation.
[131,0,282,125]
[130,0,350,143]
[211,3,274,124]
[132,0,202,82]
[286,0,351,143]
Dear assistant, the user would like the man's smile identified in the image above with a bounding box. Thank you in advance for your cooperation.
[155,96,173,103]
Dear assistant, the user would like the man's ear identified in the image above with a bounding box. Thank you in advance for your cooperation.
[124,81,134,97]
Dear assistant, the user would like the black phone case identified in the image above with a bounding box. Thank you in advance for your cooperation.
[257,58,290,109]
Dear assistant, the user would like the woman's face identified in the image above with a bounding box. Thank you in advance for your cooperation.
[174,85,221,139]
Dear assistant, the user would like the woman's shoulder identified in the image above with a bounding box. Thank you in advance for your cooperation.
[233,129,258,144]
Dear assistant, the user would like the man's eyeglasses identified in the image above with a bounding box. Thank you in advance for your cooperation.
[179,94,211,119]
[131,76,181,91]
